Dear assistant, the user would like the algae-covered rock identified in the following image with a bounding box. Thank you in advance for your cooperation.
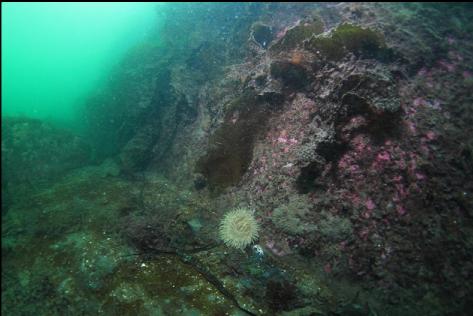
[306,23,388,60]
[336,70,400,114]
[317,213,353,242]
[195,94,262,191]
[308,36,346,60]
[196,91,283,191]
[331,23,386,56]
[272,196,316,235]
[271,19,324,52]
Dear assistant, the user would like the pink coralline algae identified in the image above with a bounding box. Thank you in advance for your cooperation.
[363,199,376,219]
[278,136,288,144]
[358,227,370,241]
[349,164,360,172]
[265,240,291,257]
[413,97,441,110]
[351,135,371,156]
[276,129,299,146]
[396,204,407,216]
[365,199,376,210]
[394,182,408,199]
[417,67,430,77]
[393,175,403,183]
[425,131,436,141]
[406,121,417,135]
[377,151,391,162]
[343,192,361,207]
[413,97,425,107]
[438,60,456,72]
[416,172,426,180]
[275,19,301,39]
[371,150,392,171]
[342,116,368,135]
[276,29,287,39]
[337,153,354,170]
[230,112,239,124]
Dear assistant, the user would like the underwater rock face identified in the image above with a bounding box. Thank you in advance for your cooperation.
[3,3,473,316]
[185,3,473,315]
[1,117,91,210]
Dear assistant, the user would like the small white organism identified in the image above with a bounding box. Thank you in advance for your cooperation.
[252,244,264,257]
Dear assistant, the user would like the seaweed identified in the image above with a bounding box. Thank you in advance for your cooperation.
[196,91,283,191]
[271,18,324,52]
[306,23,392,61]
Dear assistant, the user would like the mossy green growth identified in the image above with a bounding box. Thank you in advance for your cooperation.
[271,18,324,52]
[309,36,346,60]
[307,23,387,61]
[333,23,385,54]
[196,93,260,191]
[196,92,281,192]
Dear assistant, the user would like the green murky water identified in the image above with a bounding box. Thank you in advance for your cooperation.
[2,2,160,127]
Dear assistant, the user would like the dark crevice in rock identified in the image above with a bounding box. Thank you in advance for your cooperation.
[296,141,348,194]
[251,23,274,49]
[270,61,309,90]
[296,161,324,194]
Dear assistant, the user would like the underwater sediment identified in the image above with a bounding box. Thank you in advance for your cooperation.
[2,3,473,315]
